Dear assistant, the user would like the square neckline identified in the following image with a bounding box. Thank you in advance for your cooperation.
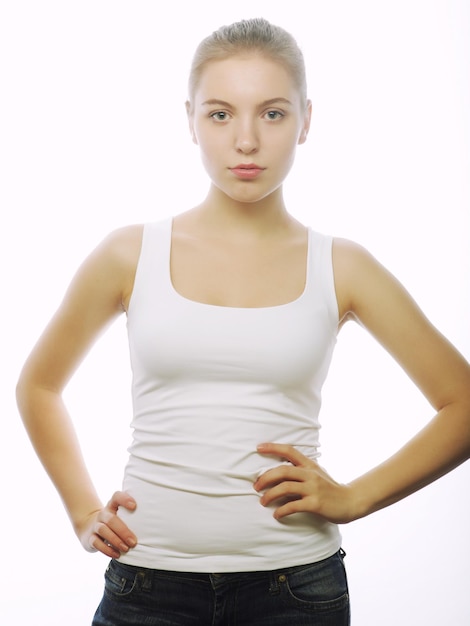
[167,218,312,311]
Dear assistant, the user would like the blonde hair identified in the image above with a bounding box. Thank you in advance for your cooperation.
[188,18,307,106]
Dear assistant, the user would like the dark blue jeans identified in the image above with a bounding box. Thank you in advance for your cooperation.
[92,549,350,625]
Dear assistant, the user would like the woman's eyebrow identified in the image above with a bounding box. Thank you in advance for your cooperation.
[201,99,232,107]
[259,97,294,107]
[201,97,294,108]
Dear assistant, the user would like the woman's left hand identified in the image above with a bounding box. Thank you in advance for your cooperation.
[254,443,356,524]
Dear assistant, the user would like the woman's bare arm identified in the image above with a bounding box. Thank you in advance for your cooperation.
[16,225,142,556]
[335,239,470,517]
[256,239,470,522]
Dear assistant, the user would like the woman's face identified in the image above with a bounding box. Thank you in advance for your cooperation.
[187,54,311,205]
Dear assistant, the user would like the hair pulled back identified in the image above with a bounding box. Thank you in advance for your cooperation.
[188,18,307,106]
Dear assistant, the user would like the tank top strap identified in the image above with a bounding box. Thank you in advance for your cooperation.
[141,218,172,281]
[305,229,339,325]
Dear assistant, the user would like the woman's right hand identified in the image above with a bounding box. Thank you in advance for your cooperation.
[76,491,138,558]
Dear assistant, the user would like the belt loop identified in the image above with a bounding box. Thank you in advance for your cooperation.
[137,569,153,592]
[269,571,281,595]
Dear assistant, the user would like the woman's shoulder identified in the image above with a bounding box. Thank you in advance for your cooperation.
[102,223,144,255]
[96,225,145,310]
[332,236,395,288]
[332,236,371,268]
[88,224,143,274]
[331,237,387,323]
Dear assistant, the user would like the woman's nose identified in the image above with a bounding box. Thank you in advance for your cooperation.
[235,121,259,154]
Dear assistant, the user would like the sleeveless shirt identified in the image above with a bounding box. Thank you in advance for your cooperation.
[118,218,342,572]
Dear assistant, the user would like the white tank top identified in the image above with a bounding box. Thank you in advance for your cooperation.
[118,218,342,572]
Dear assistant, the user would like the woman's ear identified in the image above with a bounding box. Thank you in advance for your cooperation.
[185,100,198,145]
[298,100,312,145]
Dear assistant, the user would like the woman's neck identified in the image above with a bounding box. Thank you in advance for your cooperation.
[182,185,303,242]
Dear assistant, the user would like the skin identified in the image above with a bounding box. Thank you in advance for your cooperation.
[16,53,470,559]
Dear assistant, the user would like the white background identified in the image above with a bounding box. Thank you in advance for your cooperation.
[1,1,469,624]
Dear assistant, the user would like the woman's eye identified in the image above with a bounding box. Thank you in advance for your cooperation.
[210,111,229,122]
[265,110,284,121]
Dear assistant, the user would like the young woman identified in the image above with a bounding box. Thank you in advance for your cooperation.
[16,18,470,626]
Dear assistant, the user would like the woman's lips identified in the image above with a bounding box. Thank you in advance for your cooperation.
[230,164,265,180]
